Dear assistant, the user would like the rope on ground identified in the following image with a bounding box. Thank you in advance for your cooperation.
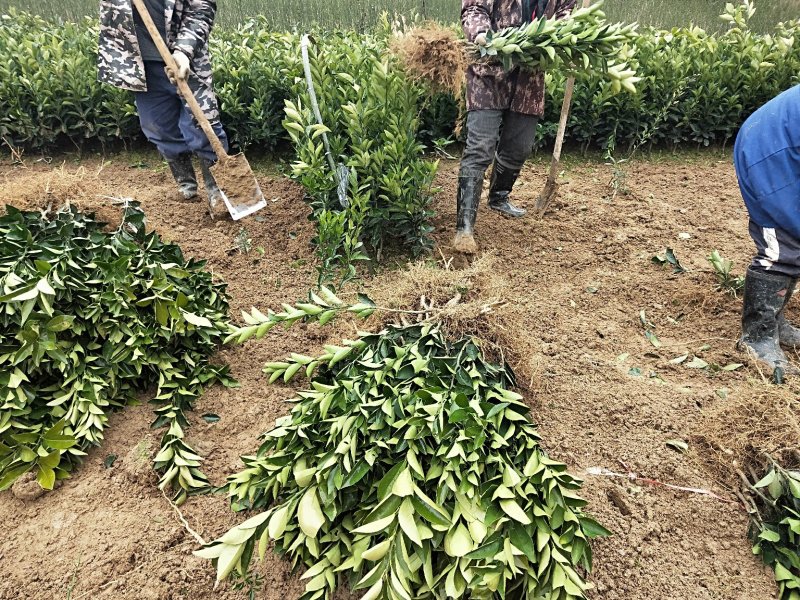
[585,466,741,506]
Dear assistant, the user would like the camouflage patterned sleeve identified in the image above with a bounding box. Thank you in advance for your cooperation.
[174,0,217,61]
[555,0,577,19]
[462,0,494,42]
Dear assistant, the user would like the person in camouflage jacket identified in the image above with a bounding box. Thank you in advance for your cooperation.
[98,0,228,208]
[453,0,576,254]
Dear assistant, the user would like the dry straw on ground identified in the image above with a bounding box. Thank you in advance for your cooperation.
[369,253,541,385]
[697,388,800,481]
[0,162,124,228]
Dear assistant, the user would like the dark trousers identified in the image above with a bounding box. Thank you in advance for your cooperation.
[134,60,228,163]
[749,219,800,278]
[460,109,539,176]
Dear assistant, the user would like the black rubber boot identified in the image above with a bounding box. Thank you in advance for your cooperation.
[488,162,526,218]
[452,170,483,254]
[778,279,800,349]
[167,153,198,200]
[199,158,225,212]
[739,267,794,373]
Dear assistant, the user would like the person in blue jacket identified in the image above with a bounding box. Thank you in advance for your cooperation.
[733,84,800,374]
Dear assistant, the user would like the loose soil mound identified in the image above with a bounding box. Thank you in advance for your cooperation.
[1,150,790,600]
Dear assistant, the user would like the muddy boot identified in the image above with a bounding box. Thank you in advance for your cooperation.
[167,153,198,200]
[199,158,225,214]
[739,267,794,374]
[778,279,800,349]
[453,170,483,254]
[488,162,526,218]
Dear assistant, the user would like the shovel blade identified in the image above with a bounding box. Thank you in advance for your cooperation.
[210,154,267,221]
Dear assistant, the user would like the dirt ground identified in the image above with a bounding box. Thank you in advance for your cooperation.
[0,148,795,600]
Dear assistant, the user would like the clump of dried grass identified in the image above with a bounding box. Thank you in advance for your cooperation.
[390,24,468,97]
[695,386,800,488]
[369,253,540,384]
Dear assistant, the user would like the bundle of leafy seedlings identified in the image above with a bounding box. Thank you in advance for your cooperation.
[197,290,609,600]
[747,463,800,600]
[0,203,231,503]
[473,0,640,93]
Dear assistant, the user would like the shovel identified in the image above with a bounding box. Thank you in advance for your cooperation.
[132,0,266,221]
[534,0,590,218]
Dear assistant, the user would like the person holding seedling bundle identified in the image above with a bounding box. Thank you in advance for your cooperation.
[454,0,576,254]
[97,0,227,208]
[734,84,800,378]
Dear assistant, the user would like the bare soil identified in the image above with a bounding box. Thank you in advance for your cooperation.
[1,149,795,600]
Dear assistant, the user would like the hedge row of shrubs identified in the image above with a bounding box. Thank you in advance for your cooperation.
[1,8,799,153]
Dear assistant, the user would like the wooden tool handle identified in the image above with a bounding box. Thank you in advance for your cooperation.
[131,0,228,161]
[546,0,590,180]
[548,77,575,178]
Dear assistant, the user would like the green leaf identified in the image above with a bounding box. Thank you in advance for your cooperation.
[216,543,246,582]
[444,522,474,557]
[377,462,406,500]
[465,538,503,560]
[398,498,422,546]
[755,471,778,489]
[774,562,794,582]
[268,506,290,539]
[686,357,709,369]
[362,539,391,561]
[0,283,38,302]
[758,529,781,543]
[666,439,689,453]
[46,315,75,332]
[721,363,743,371]
[581,517,612,538]
[411,489,451,528]
[352,514,396,535]
[789,478,800,499]
[645,330,662,348]
[18,446,37,463]
[36,278,56,295]
[342,460,370,488]
[183,311,214,328]
[500,499,531,524]
[509,526,537,561]
[298,486,325,538]
[768,477,784,501]
[391,467,414,497]
[360,580,383,600]
[37,466,56,490]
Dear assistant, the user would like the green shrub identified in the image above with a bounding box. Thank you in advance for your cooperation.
[1,4,799,154]
[0,11,138,149]
[283,33,437,283]
[211,22,298,151]
[544,3,800,151]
